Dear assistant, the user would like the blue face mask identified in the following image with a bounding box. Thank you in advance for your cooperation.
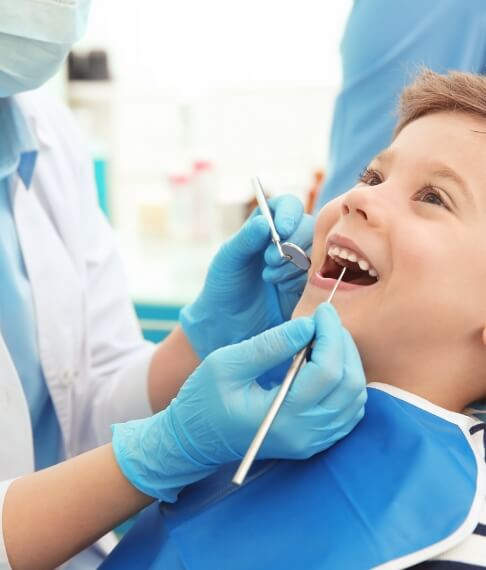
[0,0,92,97]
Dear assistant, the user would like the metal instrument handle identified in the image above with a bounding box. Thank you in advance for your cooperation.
[252,176,287,259]
[232,266,347,486]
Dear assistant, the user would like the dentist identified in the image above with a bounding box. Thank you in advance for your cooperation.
[0,1,367,569]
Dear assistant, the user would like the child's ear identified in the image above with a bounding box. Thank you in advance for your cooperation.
[482,327,486,347]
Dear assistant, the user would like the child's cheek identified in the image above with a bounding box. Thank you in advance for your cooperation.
[394,232,441,279]
[314,198,342,241]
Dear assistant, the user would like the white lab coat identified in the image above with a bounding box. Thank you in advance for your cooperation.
[0,91,157,568]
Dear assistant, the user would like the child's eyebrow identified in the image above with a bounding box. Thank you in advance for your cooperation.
[432,166,468,192]
[432,166,474,206]
[373,149,393,165]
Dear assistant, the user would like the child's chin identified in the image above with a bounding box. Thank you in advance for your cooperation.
[291,299,317,319]
[291,286,327,319]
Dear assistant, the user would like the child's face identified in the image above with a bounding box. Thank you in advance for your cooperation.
[294,111,486,385]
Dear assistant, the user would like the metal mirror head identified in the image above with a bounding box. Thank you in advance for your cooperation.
[281,242,311,271]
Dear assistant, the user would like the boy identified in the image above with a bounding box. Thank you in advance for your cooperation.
[102,69,486,569]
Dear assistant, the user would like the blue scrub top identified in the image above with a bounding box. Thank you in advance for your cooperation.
[316,0,486,210]
[0,98,62,470]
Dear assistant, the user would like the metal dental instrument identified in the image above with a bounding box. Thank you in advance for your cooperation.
[253,176,311,271]
[232,265,347,486]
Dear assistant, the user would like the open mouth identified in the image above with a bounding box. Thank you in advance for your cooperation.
[319,245,379,286]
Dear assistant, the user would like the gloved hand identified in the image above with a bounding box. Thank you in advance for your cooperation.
[112,304,367,502]
[179,194,314,359]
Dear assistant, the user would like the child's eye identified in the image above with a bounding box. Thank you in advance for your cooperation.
[415,187,449,209]
[358,168,382,186]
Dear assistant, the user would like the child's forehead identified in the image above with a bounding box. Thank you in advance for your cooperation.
[392,112,486,149]
[377,112,486,173]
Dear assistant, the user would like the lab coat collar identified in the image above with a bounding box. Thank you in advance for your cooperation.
[14,91,55,152]
[0,96,39,188]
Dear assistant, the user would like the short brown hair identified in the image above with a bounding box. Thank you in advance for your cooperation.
[394,68,486,137]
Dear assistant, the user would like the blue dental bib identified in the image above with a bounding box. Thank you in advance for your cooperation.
[102,386,484,570]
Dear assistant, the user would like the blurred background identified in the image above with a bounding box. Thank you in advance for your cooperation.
[44,0,352,342]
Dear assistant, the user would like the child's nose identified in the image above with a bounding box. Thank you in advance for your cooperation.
[340,186,386,229]
[341,200,367,220]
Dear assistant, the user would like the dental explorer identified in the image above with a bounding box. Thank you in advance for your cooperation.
[253,176,312,271]
[232,265,347,486]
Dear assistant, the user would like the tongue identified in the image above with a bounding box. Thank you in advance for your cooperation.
[342,266,376,286]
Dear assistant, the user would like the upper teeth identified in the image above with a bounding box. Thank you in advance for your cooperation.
[328,245,378,279]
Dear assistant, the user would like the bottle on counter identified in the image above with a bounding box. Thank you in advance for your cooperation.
[168,173,193,241]
[305,169,325,214]
[192,160,218,242]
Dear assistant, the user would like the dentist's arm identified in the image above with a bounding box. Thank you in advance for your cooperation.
[3,445,152,570]
[147,324,199,412]
[3,309,366,569]
[3,318,310,569]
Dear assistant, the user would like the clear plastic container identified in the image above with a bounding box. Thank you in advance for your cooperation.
[168,173,193,241]
[192,160,218,242]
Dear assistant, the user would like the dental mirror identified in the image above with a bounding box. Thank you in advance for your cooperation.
[252,176,311,272]
[280,242,311,271]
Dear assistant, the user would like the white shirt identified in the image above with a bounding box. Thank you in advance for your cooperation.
[0,90,157,568]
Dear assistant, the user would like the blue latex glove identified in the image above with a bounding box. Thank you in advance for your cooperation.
[112,304,367,502]
[179,195,314,359]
